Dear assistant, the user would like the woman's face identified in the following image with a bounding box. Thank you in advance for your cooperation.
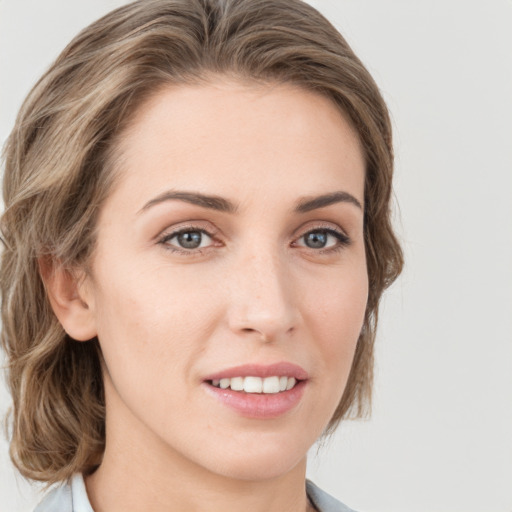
[81,80,367,481]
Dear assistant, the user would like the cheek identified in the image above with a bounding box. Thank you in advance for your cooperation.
[91,262,219,382]
[302,263,368,372]
[89,264,224,438]
[293,261,368,434]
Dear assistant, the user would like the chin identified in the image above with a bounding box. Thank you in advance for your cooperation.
[211,454,306,482]
[194,431,311,482]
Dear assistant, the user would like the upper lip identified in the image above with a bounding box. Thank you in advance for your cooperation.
[203,362,309,382]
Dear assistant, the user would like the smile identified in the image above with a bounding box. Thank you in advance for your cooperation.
[202,363,308,418]
[209,376,298,394]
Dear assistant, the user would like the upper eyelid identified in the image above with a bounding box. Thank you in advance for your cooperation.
[156,221,218,239]
[158,223,346,237]
[158,228,216,247]
[294,221,349,239]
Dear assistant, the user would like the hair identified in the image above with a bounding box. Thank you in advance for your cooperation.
[1,0,403,484]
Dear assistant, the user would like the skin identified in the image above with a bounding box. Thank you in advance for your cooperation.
[48,79,368,512]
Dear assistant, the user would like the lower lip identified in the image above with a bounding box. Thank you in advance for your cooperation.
[202,380,307,419]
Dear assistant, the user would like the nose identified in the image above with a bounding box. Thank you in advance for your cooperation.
[226,249,300,343]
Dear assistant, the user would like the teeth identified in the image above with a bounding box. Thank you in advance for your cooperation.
[286,377,296,391]
[230,377,244,391]
[244,376,263,393]
[262,376,280,394]
[210,376,299,393]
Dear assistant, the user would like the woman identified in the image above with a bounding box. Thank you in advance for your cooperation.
[1,0,403,511]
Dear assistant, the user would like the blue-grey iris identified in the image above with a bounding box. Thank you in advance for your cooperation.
[178,231,202,249]
[305,231,327,249]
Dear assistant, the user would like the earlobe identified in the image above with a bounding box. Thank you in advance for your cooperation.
[38,256,97,342]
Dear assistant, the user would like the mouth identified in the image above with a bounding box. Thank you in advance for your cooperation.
[202,363,308,418]
[207,375,299,394]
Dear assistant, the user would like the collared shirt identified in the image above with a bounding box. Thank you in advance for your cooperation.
[34,474,358,512]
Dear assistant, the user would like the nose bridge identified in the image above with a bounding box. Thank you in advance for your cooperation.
[227,243,298,340]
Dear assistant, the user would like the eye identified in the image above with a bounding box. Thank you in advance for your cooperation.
[160,229,214,251]
[295,228,350,250]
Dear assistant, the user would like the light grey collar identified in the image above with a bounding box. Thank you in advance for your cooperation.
[35,474,357,512]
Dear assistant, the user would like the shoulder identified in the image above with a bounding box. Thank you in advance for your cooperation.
[33,474,93,512]
[33,481,72,512]
[306,480,359,512]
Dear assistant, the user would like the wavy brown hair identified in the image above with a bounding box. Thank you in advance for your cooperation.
[1,0,403,484]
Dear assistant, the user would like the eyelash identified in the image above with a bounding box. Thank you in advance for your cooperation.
[157,225,351,256]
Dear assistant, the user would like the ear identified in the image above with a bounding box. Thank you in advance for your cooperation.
[38,256,97,342]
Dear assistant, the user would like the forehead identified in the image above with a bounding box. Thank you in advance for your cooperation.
[108,79,365,210]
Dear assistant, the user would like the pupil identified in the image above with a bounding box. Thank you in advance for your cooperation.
[178,231,202,249]
[305,231,327,248]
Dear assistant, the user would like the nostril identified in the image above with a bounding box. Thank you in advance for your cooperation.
[240,328,270,343]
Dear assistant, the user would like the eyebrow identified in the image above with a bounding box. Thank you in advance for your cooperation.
[139,191,238,214]
[138,189,362,215]
[294,191,363,212]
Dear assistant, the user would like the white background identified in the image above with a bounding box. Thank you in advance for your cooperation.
[1,1,511,511]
